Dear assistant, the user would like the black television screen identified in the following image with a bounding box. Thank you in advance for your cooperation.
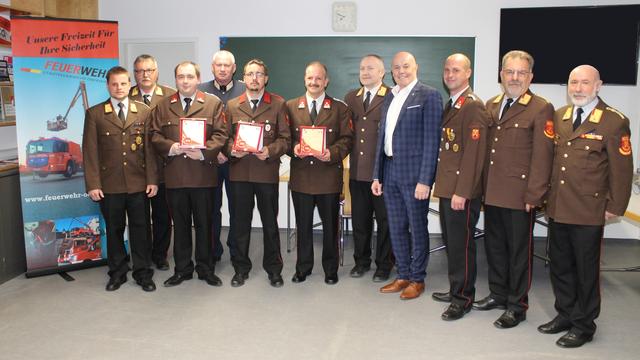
[500,5,640,85]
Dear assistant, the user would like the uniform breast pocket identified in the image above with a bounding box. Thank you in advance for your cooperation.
[98,132,119,150]
[504,121,532,147]
[161,123,179,141]
[575,139,604,168]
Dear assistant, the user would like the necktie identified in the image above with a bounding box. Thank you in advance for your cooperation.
[220,84,227,92]
[444,99,453,114]
[573,107,584,131]
[251,99,259,113]
[143,95,151,106]
[310,100,318,123]
[500,98,513,120]
[184,97,191,114]
[363,91,371,112]
[117,102,125,122]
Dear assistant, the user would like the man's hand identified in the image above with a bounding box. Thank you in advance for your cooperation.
[184,148,204,160]
[169,143,184,156]
[415,183,430,200]
[605,211,618,221]
[315,148,331,162]
[371,180,383,196]
[146,185,158,198]
[217,152,228,164]
[255,147,270,161]
[88,189,104,202]
[451,194,467,211]
[231,149,249,158]
[293,144,309,158]
[525,203,535,212]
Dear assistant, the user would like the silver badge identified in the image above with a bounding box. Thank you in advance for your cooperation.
[265,124,271,132]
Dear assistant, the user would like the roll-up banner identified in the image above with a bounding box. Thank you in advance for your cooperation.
[12,17,119,277]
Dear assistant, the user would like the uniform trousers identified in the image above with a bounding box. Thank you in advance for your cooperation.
[349,179,393,271]
[100,191,153,280]
[212,162,236,260]
[291,191,340,276]
[483,205,535,313]
[382,159,430,282]
[230,181,283,276]
[439,197,481,308]
[149,183,172,264]
[548,219,603,336]
[167,187,214,276]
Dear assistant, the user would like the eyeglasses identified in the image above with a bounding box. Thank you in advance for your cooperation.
[502,69,530,77]
[134,68,156,74]
[244,72,266,79]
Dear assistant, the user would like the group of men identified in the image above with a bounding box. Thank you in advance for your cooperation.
[82,48,632,349]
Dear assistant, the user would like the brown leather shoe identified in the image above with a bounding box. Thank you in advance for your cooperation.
[400,282,425,300]
[380,279,411,293]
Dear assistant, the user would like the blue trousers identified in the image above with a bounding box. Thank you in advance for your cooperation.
[382,159,430,282]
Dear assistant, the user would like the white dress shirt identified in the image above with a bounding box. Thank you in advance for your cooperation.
[384,79,418,156]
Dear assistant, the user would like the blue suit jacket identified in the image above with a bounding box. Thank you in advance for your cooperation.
[372,81,442,187]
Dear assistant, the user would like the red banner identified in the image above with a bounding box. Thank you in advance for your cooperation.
[11,18,118,58]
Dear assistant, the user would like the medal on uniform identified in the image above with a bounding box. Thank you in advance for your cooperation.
[265,124,271,132]
[445,142,450,150]
[131,143,137,151]
[448,129,455,142]
[135,136,142,145]
[452,144,459,152]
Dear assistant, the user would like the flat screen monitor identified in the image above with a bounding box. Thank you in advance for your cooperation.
[500,5,640,85]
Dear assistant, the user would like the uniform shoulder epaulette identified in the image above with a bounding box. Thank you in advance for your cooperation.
[132,100,150,109]
[606,106,626,119]
[466,93,477,101]
[332,98,348,106]
[270,93,285,101]
[536,94,551,104]
[356,87,364,97]
[492,94,504,104]
[518,93,532,105]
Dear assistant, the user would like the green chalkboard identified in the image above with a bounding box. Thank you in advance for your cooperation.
[220,36,475,101]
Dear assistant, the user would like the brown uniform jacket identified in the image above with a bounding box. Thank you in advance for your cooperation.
[344,84,389,182]
[546,99,633,225]
[433,88,490,200]
[224,91,291,183]
[82,99,157,194]
[484,90,555,210]
[129,84,177,183]
[286,95,353,194]
[149,91,227,189]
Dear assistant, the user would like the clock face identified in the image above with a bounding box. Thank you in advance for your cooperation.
[332,2,357,32]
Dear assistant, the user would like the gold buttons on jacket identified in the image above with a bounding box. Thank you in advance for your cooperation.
[521,174,526,179]
[359,152,364,155]
[564,154,568,158]
[494,137,498,142]
[567,141,571,146]
[515,124,519,128]
[490,161,494,165]
[456,170,460,175]
[491,149,496,153]
[585,146,590,150]
[360,139,364,143]
[122,152,126,156]
[560,180,565,184]
[497,126,501,130]
[561,167,566,171]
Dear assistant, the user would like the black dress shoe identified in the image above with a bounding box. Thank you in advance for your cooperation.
[199,272,223,286]
[473,296,506,311]
[163,273,193,287]
[105,275,127,291]
[154,260,170,271]
[349,265,370,278]
[231,273,249,287]
[324,274,339,285]
[556,330,593,348]
[372,269,390,282]
[269,274,284,288]
[136,278,157,292]
[432,291,452,303]
[291,271,311,283]
[538,316,572,334]
[441,303,471,321]
[494,310,526,329]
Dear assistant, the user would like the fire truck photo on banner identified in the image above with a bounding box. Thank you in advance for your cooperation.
[12,17,119,276]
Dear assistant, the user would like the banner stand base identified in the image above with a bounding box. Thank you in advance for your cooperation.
[58,272,75,282]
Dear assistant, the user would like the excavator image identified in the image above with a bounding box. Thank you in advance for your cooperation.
[47,81,89,131]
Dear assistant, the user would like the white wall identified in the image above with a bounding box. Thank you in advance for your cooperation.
[100,0,640,239]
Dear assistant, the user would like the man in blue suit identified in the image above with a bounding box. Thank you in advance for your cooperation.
[372,51,442,300]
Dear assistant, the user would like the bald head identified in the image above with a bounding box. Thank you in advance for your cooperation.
[568,64,602,107]
[391,51,418,89]
[443,53,472,94]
